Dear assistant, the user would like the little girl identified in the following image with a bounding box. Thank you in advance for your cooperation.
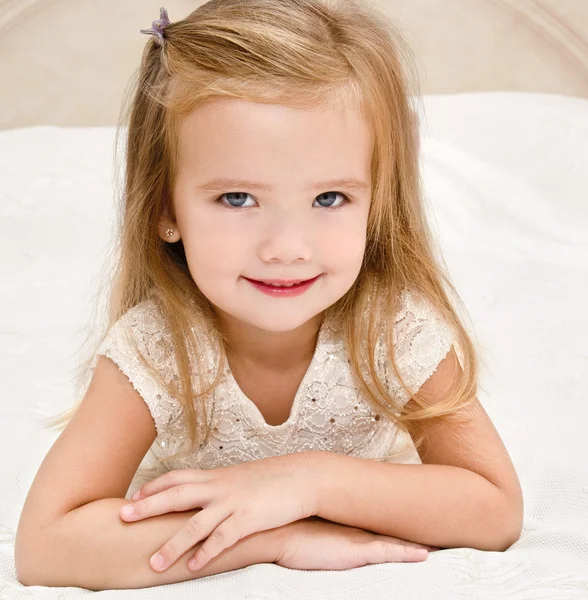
[16,0,523,590]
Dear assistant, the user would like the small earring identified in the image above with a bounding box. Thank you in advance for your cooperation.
[166,228,174,237]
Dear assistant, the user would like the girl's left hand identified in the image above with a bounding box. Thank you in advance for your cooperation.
[119,451,323,573]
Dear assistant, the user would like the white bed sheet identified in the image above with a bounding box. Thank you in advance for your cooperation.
[1,92,587,598]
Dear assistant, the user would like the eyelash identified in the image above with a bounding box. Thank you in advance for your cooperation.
[213,191,351,211]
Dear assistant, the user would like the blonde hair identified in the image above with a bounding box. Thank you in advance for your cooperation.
[42,0,480,461]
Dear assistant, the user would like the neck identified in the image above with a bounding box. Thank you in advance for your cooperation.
[215,311,324,371]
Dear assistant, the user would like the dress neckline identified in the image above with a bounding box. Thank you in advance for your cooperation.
[223,314,334,430]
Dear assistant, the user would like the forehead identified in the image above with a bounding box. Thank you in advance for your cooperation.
[176,99,373,182]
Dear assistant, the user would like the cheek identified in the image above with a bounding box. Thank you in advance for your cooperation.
[180,212,249,279]
[318,217,367,273]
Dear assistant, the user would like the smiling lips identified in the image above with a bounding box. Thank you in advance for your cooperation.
[243,275,322,296]
[246,276,319,287]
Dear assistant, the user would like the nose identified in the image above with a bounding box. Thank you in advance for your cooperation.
[257,209,312,264]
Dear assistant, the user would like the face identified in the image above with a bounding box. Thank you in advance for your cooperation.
[162,98,373,333]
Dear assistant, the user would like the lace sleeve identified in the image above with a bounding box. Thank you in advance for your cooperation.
[95,301,183,437]
[377,288,465,407]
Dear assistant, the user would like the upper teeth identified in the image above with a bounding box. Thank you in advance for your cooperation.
[269,282,299,287]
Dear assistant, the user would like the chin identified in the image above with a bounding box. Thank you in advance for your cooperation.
[234,309,321,333]
[204,278,353,331]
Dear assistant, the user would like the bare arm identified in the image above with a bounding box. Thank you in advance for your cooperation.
[312,351,523,552]
[17,498,285,591]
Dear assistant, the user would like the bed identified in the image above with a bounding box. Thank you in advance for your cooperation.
[1,0,587,598]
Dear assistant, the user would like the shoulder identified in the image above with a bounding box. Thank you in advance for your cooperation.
[95,299,183,437]
[110,298,168,339]
[396,287,446,323]
[394,288,457,342]
[98,299,171,363]
[379,287,464,399]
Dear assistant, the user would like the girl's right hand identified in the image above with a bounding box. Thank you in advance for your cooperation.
[275,517,439,570]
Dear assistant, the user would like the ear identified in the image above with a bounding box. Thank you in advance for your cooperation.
[158,214,181,243]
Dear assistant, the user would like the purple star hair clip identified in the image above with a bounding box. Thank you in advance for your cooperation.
[140,7,172,47]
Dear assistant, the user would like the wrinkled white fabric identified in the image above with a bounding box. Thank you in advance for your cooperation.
[94,288,461,490]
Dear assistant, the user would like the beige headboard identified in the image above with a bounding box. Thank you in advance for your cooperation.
[1,0,587,129]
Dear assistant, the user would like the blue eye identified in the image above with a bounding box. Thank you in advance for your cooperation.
[313,192,348,209]
[218,192,256,208]
[215,191,350,210]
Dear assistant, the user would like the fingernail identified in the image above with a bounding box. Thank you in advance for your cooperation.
[188,558,199,570]
[131,491,141,501]
[151,554,165,570]
[121,504,135,517]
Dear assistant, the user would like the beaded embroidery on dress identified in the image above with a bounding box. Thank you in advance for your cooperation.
[94,288,463,496]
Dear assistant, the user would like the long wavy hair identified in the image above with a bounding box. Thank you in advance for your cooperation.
[41,0,480,461]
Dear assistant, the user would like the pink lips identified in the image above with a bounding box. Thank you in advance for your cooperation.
[255,279,308,285]
[243,275,321,297]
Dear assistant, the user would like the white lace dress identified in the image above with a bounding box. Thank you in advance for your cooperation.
[94,288,464,498]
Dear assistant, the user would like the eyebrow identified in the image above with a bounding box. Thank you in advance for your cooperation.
[195,177,370,192]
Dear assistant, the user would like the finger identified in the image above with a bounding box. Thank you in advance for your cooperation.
[363,540,428,564]
[187,516,248,571]
[132,469,209,500]
[400,546,429,562]
[150,505,231,572]
[121,484,206,521]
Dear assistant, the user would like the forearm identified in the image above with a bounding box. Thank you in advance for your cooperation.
[20,498,284,590]
[312,452,522,551]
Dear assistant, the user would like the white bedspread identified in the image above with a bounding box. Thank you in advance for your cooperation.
[1,92,587,598]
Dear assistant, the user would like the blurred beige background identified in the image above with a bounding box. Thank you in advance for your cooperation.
[1,0,588,129]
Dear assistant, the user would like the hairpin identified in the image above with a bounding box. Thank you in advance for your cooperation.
[140,7,172,47]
